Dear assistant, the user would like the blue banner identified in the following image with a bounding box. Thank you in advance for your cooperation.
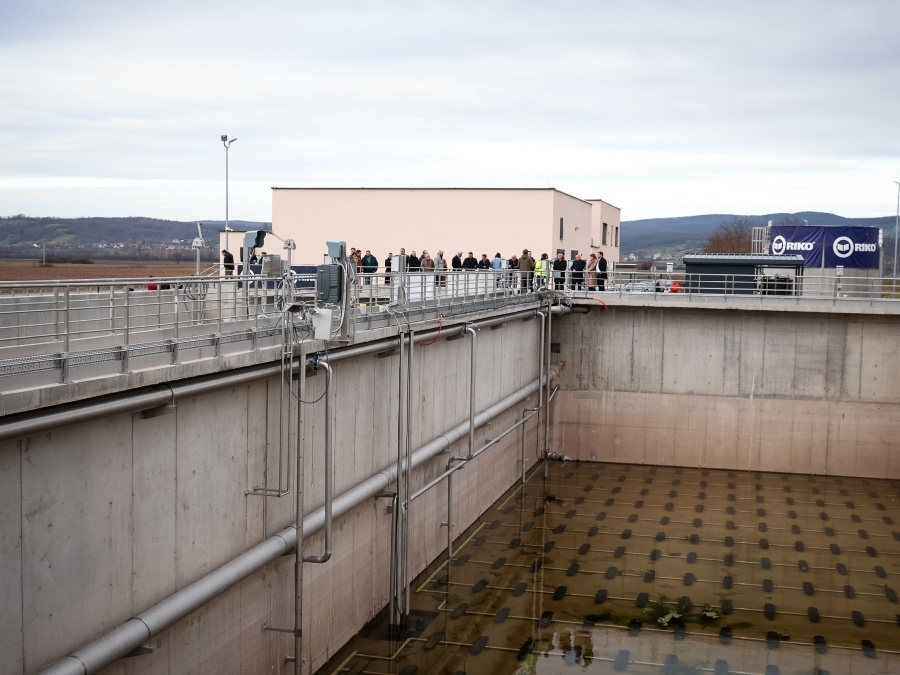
[823,227,880,268]
[769,226,823,266]
[770,226,880,269]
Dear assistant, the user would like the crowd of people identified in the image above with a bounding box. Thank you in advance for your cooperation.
[220,245,611,292]
[344,247,610,291]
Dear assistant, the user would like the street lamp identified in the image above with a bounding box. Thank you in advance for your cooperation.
[893,181,900,279]
[221,135,237,251]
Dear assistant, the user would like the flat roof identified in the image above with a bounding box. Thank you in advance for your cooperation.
[683,253,805,267]
[269,186,595,206]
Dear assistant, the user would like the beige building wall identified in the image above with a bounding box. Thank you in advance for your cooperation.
[268,188,620,265]
[588,198,621,261]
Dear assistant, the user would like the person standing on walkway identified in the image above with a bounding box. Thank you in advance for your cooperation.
[222,249,235,276]
[361,250,378,284]
[462,252,477,269]
[570,253,586,290]
[421,252,435,272]
[598,251,608,291]
[552,252,568,290]
[586,253,598,291]
[507,253,519,290]
[518,249,534,292]
[434,250,447,287]
[535,253,549,289]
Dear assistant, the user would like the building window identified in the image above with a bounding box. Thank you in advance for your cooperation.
[559,217,564,240]
[602,222,608,245]
[571,250,578,260]
[615,226,619,247]
[556,248,565,256]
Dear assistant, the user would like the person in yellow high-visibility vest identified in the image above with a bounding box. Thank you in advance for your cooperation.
[534,253,549,289]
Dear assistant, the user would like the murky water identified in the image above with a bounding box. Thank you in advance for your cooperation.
[320,462,900,674]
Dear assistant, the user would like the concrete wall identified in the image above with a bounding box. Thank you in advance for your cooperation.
[0,313,544,675]
[551,303,900,479]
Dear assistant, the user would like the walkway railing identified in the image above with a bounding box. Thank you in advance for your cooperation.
[0,267,897,388]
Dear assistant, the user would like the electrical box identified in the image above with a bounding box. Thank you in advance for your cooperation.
[261,254,282,276]
[317,264,343,303]
[311,308,333,340]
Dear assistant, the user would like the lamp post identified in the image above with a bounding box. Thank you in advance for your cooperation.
[893,181,900,279]
[221,135,237,251]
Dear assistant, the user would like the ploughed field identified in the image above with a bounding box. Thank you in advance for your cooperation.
[0,259,205,282]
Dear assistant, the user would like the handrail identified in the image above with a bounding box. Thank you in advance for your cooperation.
[303,360,333,564]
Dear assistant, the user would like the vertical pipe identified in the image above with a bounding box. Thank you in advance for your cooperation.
[464,324,478,459]
[303,360,332,563]
[392,328,406,629]
[544,303,551,457]
[388,492,399,630]
[403,328,414,624]
[447,472,453,561]
[293,358,305,675]
[534,310,546,460]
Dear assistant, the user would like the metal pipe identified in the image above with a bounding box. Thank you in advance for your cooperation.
[391,323,406,627]
[403,328,414,624]
[303,360,332,564]
[417,409,538,500]
[447,471,453,560]
[293,361,305,675]
[464,324,478,459]
[0,308,543,444]
[36,372,549,675]
[534,309,546,461]
[544,300,552,456]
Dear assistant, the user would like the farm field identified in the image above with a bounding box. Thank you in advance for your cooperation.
[0,259,209,282]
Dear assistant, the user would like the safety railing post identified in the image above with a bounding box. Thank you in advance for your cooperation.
[122,283,130,373]
[61,286,71,383]
[173,284,180,364]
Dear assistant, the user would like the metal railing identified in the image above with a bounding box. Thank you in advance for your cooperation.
[1,266,897,388]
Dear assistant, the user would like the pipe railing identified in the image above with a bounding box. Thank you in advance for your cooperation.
[302,360,333,564]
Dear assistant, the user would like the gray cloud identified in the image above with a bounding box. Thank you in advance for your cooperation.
[1,0,899,220]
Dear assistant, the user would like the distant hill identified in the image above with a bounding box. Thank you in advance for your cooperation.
[0,216,271,247]
[621,212,897,258]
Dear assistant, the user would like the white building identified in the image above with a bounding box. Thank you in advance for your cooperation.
[265,187,620,265]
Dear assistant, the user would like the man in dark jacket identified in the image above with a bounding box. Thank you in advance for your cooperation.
[598,251,608,290]
[570,253,586,290]
[221,249,235,276]
[361,250,378,284]
[552,253,568,290]
[451,251,463,270]
[407,251,420,270]
[518,249,534,292]
[462,252,477,269]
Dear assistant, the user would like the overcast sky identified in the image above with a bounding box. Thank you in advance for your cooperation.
[2,0,899,222]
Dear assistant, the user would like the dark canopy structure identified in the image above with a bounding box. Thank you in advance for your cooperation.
[682,254,805,295]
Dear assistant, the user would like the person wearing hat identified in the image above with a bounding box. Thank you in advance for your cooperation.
[518,248,535,292]
[451,251,463,270]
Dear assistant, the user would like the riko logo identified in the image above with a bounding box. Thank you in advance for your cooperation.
[772,235,786,255]
[833,236,853,258]
[772,235,814,255]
